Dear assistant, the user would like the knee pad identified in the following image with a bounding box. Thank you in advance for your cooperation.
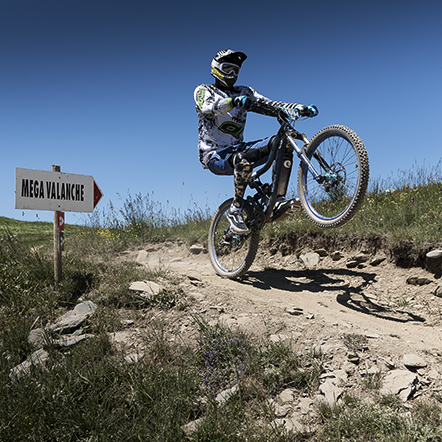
[234,158,253,175]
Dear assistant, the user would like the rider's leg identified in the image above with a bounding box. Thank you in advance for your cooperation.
[230,136,277,207]
[227,137,274,233]
[226,158,253,234]
[231,158,253,209]
[232,136,275,166]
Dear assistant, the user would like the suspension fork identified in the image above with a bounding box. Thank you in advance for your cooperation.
[286,132,321,180]
[286,131,336,184]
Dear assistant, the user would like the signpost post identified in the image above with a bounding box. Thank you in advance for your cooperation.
[52,165,62,284]
[15,166,103,284]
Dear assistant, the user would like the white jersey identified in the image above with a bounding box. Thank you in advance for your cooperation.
[194,84,274,168]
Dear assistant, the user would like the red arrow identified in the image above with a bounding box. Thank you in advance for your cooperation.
[93,180,103,209]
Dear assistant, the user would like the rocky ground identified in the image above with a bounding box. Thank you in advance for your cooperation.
[16,233,442,433]
[115,236,442,411]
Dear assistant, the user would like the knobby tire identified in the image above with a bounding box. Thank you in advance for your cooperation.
[298,125,369,228]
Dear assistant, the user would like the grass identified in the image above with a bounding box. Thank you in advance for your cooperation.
[1,162,442,440]
[264,159,442,248]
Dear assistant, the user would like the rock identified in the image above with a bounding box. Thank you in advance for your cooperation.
[406,276,432,286]
[346,260,359,269]
[188,274,201,282]
[10,348,49,379]
[48,301,97,333]
[426,250,442,273]
[299,252,320,267]
[427,250,442,259]
[332,369,348,385]
[181,417,205,435]
[129,280,163,294]
[268,399,291,417]
[433,285,442,298]
[209,304,225,313]
[216,385,238,405]
[298,397,313,414]
[426,368,440,380]
[275,404,292,418]
[285,306,303,316]
[403,354,427,370]
[236,316,250,326]
[217,314,237,327]
[136,250,148,264]
[110,330,132,346]
[378,357,395,370]
[274,416,305,432]
[279,388,295,403]
[381,369,417,401]
[332,251,345,261]
[190,245,204,254]
[125,353,145,364]
[354,253,369,263]
[269,334,290,343]
[52,334,95,348]
[370,256,386,266]
[347,352,360,364]
[319,378,343,404]
[28,328,45,345]
[73,300,97,316]
[315,249,328,257]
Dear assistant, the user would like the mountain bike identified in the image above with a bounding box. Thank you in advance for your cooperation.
[208,100,369,279]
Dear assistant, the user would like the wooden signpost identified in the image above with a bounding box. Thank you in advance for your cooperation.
[15,165,103,284]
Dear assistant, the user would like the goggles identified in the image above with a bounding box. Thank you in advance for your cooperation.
[219,63,240,75]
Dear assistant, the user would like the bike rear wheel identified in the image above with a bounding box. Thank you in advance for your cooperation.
[298,125,369,228]
[208,198,261,279]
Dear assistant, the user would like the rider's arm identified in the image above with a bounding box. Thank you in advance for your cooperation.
[248,88,318,117]
[247,88,299,116]
[194,85,235,118]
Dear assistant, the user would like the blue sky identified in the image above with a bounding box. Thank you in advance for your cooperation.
[1,0,441,224]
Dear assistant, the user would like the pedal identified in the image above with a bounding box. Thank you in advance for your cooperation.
[272,199,301,222]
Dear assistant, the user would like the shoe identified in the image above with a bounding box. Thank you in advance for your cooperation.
[227,207,250,234]
[272,197,301,221]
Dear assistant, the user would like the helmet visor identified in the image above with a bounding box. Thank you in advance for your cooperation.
[219,63,240,75]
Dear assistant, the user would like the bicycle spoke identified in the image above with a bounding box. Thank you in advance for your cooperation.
[298,125,369,227]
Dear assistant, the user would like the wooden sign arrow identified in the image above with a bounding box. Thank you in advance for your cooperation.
[15,168,104,213]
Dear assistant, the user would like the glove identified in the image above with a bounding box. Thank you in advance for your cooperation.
[233,95,252,110]
[295,104,319,118]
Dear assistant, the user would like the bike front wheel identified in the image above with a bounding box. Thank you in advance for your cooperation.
[298,125,369,228]
[208,198,261,279]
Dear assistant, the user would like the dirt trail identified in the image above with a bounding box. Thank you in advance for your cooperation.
[123,239,442,361]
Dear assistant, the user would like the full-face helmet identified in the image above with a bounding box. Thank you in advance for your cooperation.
[211,49,247,88]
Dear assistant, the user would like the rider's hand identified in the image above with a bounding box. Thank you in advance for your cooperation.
[233,95,252,110]
[295,104,319,118]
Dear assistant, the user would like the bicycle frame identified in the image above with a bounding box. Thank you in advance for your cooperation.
[245,109,316,227]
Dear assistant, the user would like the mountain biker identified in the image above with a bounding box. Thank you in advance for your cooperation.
[194,49,318,234]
